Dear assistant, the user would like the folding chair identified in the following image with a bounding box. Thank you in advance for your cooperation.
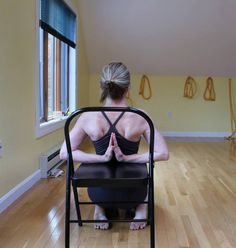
[64,107,155,248]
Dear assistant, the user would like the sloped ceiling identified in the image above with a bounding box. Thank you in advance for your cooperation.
[78,0,236,76]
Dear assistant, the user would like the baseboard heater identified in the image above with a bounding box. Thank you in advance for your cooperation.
[39,144,64,178]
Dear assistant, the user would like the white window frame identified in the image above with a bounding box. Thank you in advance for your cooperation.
[35,0,77,138]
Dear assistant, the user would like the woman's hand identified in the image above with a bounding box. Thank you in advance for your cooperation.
[103,133,126,162]
[103,134,114,162]
[112,133,126,162]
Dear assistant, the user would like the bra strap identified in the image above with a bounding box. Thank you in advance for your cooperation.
[101,111,112,126]
[101,111,125,127]
[113,112,125,126]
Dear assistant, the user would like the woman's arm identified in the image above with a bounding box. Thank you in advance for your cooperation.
[113,126,169,163]
[144,127,169,162]
[60,117,114,163]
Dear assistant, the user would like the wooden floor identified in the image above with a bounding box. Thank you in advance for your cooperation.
[0,140,236,248]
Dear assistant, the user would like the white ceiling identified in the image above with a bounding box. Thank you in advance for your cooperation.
[78,0,236,77]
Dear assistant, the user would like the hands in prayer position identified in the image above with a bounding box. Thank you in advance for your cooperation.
[104,133,125,162]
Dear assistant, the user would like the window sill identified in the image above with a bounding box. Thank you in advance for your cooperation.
[35,116,68,138]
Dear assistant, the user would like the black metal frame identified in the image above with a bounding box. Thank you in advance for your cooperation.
[64,107,155,248]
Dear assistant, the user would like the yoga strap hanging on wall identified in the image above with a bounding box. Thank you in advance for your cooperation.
[203,77,216,101]
[183,76,197,99]
[139,75,152,100]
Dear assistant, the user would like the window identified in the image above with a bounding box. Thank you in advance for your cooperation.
[39,30,76,122]
[36,0,77,137]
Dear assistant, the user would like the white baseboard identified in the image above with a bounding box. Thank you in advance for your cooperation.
[161,131,230,138]
[0,170,41,214]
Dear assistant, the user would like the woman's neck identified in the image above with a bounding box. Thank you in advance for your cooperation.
[104,97,127,107]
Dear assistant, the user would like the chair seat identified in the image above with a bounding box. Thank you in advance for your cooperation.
[72,162,148,188]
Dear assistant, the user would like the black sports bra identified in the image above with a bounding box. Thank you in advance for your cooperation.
[92,112,140,156]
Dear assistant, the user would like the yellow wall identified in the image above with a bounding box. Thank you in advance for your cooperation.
[0,0,89,198]
[89,74,236,133]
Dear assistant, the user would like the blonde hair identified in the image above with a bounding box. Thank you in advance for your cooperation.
[100,62,130,102]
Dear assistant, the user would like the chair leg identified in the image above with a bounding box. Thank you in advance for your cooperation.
[65,178,71,248]
[149,180,155,248]
[73,186,83,226]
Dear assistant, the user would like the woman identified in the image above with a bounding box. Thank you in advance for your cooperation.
[60,62,169,230]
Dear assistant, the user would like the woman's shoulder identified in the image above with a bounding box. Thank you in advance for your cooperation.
[124,110,147,127]
[74,112,104,133]
[127,108,150,120]
[78,112,101,123]
[136,108,150,116]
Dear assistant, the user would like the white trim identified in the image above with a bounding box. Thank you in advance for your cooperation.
[0,170,41,214]
[35,117,67,138]
[161,131,231,138]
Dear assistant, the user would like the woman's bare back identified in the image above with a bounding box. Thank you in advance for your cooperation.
[80,111,148,142]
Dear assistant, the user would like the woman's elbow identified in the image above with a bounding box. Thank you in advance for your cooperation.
[154,151,169,161]
[162,151,169,161]
[59,150,67,160]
